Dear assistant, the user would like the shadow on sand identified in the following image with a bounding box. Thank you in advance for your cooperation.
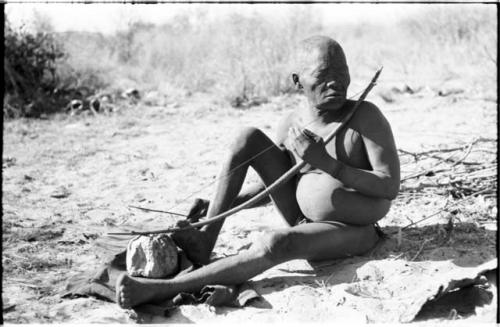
[250,222,496,321]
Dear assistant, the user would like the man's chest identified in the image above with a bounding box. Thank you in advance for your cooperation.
[312,122,370,169]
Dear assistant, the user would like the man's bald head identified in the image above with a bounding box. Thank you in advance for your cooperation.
[294,36,350,90]
[291,36,351,111]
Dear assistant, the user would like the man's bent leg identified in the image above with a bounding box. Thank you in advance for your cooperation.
[264,221,379,262]
[117,221,378,308]
[174,127,302,264]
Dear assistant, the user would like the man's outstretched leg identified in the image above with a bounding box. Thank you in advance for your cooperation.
[172,127,302,264]
[117,221,379,308]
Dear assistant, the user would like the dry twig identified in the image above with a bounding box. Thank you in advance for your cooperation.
[411,239,430,261]
[128,205,187,217]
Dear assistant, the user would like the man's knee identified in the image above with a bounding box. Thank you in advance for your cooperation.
[230,127,266,157]
[258,230,301,264]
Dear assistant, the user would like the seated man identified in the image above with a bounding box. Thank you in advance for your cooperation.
[116,35,400,308]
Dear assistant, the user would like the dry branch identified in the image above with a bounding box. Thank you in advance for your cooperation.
[396,188,492,233]
[450,141,474,167]
[399,135,496,199]
[128,205,187,217]
[411,239,430,261]
[413,137,495,156]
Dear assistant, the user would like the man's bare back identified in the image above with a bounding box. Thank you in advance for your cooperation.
[116,35,400,309]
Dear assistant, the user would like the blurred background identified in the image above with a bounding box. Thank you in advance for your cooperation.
[4,3,497,117]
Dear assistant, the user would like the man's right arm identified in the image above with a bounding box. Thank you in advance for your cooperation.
[275,112,295,150]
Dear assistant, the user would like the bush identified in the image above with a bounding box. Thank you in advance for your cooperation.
[4,17,65,117]
[7,5,494,117]
[399,5,496,86]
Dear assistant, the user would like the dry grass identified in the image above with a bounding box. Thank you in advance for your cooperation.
[52,5,495,105]
[2,87,496,323]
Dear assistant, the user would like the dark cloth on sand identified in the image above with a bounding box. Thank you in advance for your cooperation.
[61,247,262,317]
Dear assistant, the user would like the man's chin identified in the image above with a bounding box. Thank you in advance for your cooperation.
[316,99,346,111]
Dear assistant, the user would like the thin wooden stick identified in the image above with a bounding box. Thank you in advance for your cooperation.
[401,167,450,182]
[450,140,474,167]
[419,137,495,155]
[128,205,187,217]
[398,148,479,166]
[107,67,384,236]
[410,239,430,261]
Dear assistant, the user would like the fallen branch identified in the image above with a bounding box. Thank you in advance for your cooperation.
[401,167,450,182]
[406,137,495,157]
[5,278,43,289]
[451,172,497,184]
[411,239,430,261]
[397,188,490,233]
[450,140,474,167]
[398,141,483,167]
[128,205,187,217]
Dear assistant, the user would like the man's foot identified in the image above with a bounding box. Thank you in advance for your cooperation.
[116,273,167,309]
[171,222,212,265]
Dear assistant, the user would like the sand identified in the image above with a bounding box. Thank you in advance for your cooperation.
[2,87,497,323]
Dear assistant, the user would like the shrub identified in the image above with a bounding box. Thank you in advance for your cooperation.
[4,16,65,117]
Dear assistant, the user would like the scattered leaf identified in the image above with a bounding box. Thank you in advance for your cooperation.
[51,186,71,199]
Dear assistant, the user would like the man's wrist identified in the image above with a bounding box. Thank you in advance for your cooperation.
[330,161,344,179]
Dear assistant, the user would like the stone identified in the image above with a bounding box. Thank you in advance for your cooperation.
[90,98,100,112]
[70,99,83,111]
[124,88,140,99]
[126,234,179,278]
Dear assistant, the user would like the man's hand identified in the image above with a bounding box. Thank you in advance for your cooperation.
[186,198,210,223]
[170,219,211,265]
[288,124,332,172]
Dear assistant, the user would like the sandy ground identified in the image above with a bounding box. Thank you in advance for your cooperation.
[2,85,497,323]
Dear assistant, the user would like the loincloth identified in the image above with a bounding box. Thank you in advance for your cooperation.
[296,215,387,239]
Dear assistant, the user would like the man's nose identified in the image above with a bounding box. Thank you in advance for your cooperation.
[326,80,337,88]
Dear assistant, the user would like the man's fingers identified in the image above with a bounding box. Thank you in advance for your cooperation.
[289,125,300,139]
[290,125,307,143]
[290,124,321,144]
[303,128,322,143]
[186,198,208,222]
[302,128,315,139]
[289,138,302,158]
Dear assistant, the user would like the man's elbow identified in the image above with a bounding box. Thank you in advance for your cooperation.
[384,182,400,200]
[379,177,399,200]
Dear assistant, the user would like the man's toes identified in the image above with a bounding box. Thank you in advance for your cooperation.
[120,288,131,308]
[118,290,129,308]
[117,288,130,308]
[116,273,133,308]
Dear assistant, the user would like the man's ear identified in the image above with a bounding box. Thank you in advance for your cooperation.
[292,73,303,89]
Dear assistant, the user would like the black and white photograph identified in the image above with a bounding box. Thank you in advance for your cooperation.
[2,2,497,324]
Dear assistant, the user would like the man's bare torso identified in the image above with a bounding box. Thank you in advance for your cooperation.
[277,100,386,221]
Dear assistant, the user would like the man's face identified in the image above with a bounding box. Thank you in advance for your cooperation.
[297,49,349,112]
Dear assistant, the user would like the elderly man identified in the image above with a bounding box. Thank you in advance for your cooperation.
[117,35,400,308]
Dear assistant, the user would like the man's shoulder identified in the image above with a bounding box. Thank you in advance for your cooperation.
[347,100,385,121]
[348,99,382,116]
[275,111,296,144]
[346,100,391,131]
[277,111,294,128]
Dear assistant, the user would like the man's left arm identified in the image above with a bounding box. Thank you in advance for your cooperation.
[327,103,400,200]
